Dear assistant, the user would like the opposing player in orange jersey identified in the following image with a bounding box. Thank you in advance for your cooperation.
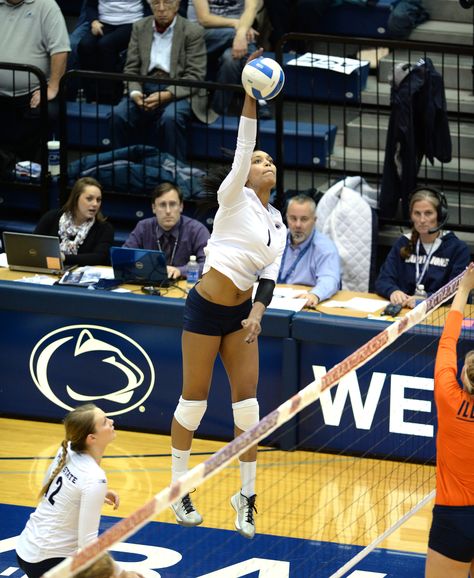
[425,262,474,578]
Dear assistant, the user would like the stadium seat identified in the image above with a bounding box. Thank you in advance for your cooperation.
[66,103,337,168]
[311,0,399,38]
[66,102,112,149]
[190,117,337,168]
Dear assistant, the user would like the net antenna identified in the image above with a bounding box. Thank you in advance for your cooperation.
[43,272,465,578]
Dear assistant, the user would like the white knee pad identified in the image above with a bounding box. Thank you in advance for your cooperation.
[174,396,207,432]
[232,398,259,432]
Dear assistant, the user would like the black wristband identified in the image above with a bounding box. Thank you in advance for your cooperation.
[254,278,275,308]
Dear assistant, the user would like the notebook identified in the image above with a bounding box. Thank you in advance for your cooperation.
[110,246,169,286]
[2,231,66,274]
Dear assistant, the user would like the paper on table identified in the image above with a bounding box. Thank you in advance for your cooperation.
[322,297,389,313]
[268,296,306,312]
[252,284,307,312]
[59,266,115,285]
[0,253,8,268]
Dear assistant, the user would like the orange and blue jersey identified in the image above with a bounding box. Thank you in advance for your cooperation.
[434,310,474,506]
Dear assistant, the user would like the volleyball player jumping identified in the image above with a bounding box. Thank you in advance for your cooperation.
[169,49,287,539]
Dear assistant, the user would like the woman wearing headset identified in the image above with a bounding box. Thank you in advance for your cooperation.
[375,187,470,308]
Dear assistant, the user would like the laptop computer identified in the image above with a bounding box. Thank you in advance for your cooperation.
[2,231,65,274]
[110,246,169,286]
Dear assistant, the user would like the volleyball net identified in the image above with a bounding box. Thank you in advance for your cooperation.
[44,272,473,578]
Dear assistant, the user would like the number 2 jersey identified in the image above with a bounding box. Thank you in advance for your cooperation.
[16,443,108,562]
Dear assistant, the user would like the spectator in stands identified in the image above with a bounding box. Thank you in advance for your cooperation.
[425,262,474,578]
[0,0,70,162]
[123,182,210,280]
[375,188,470,308]
[278,194,340,307]
[77,0,151,104]
[34,176,114,266]
[264,0,429,49]
[66,0,90,101]
[187,0,271,118]
[110,0,215,161]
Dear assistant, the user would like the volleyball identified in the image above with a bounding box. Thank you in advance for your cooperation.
[241,56,285,100]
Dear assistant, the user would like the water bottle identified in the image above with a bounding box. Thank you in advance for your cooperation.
[414,284,427,306]
[186,255,199,288]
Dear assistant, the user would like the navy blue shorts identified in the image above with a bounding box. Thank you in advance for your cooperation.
[183,286,252,336]
[16,554,65,578]
[428,504,474,562]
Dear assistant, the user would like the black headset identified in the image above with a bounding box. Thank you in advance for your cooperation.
[409,186,449,234]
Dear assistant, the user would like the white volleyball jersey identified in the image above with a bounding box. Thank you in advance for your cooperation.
[16,444,108,562]
[203,116,286,290]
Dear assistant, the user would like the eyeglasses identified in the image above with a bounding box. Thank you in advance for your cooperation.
[155,201,180,211]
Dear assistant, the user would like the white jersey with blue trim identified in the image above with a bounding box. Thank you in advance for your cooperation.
[16,444,108,562]
[203,116,287,291]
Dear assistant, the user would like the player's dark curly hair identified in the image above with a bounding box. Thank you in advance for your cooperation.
[201,165,232,199]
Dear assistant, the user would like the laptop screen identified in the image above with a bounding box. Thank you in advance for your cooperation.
[110,247,168,285]
[3,232,64,274]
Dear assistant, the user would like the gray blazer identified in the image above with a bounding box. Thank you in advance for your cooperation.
[124,14,218,124]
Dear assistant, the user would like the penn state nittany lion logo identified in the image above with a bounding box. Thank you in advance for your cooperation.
[29,325,155,415]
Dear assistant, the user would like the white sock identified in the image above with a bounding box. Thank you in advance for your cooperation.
[171,447,191,484]
[239,460,257,497]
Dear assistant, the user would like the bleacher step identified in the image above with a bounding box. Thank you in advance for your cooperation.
[423,0,474,24]
[378,52,474,91]
[345,113,474,159]
[329,145,474,184]
[408,20,473,45]
[361,76,474,115]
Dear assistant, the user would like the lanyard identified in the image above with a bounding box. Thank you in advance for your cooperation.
[415,237,437,287]
[277,230,314,284]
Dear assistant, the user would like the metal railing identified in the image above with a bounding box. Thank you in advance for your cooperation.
[272,33,474,233]
[1,32,469,240]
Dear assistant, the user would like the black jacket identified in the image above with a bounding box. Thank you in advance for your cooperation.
[380,58,452,219]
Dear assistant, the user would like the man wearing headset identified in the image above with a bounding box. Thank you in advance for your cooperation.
[375,187,470,308]
[123,182,210,280]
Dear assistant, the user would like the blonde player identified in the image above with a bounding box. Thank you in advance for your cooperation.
[15,404,141,578]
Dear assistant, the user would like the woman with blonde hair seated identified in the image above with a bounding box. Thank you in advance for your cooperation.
[375,187,470,308]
